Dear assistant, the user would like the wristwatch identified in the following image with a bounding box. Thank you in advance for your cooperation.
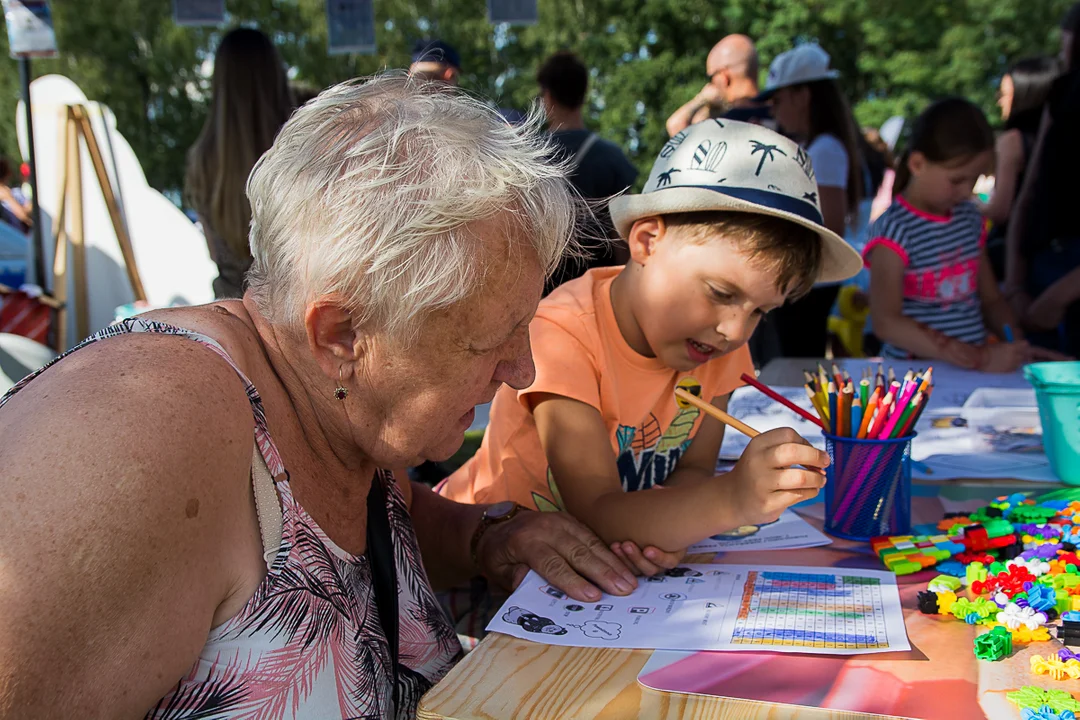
[470,501,528,566]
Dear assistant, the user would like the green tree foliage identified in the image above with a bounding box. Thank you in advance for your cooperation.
[0,0,1071,195]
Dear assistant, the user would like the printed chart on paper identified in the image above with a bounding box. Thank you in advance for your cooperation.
[487,564,908,655]
[731,570,891,650]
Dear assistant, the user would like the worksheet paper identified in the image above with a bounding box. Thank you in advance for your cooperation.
[488,565,910,655]
[686,510,832,553]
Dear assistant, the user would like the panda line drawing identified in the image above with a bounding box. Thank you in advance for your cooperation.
[502,606,568,635]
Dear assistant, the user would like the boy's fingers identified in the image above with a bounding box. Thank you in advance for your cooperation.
[771,488,823,510]
[771,442,830,470]
[776,468,828,491]
[619,542,663,576]
[643,545,684,570]
[755,427,806,448]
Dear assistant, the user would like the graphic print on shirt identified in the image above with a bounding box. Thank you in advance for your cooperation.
[614,377,703,493]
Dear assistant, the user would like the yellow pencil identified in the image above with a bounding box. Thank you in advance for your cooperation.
[806,385,831,433]
[675,388,759,438]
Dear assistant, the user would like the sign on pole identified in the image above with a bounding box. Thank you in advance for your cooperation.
[173,0,225,27]
[487,0,537,25]
[2,0,57,58]
[326,0,376,55]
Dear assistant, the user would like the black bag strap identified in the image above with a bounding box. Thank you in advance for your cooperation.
[367,472,399,702]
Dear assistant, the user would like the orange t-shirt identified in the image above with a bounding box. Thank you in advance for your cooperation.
[438,267,754,511]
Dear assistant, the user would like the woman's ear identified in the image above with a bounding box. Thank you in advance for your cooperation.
[626,216,667,266]
[304,299,361,380]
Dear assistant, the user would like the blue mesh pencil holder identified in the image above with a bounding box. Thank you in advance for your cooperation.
[823,433,914,541]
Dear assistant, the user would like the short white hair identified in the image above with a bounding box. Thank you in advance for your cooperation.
[245,73,579,340]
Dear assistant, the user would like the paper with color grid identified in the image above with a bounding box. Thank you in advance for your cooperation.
[687,510,832,553]
[487,564,910,655]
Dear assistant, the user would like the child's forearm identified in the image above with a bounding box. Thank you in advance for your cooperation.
[982,295,1021,340]
[574,480,739,553]
[873,312,955,360]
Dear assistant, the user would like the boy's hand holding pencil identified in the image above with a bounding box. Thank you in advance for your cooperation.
[672,389,830,527]
[728,428,830,526]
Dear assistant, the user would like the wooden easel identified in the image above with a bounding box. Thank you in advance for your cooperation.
[50,104,146,352]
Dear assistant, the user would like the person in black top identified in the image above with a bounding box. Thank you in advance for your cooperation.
[1004,2,1080,355]
[537,51,639,294]
[982,56,1059,281]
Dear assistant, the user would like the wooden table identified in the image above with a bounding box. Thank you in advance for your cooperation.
[418,358,1069,719]
[419,496,1078,719]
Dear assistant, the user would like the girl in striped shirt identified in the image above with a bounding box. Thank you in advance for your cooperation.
[865,98,1063,371]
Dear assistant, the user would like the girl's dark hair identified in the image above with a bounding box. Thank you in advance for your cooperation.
[185,27,294,265]
[803,78,863,217]
[1005,56,1060,135]
[1063,2,1080,72]
[894,97,995,195]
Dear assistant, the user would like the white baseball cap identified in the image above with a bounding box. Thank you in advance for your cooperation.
[754,43,840,101]
[608,118,862,284]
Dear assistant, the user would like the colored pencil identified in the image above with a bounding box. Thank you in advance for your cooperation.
[856,387,879,439]
[878,388,914,439]
[674,388,759,438]
[840,385,853,437]
[828,382,838,435]
[917,367,934,396]
[859,378,869,409]
[740,373,824,428]
[889,391,921,438]
[866,391,894,439]
[851,398,863,440]
[806,385,831,433]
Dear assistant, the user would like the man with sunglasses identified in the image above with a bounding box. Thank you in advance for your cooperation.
[666,34,774,137]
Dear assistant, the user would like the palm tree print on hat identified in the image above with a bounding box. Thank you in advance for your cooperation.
[656,168,681,187]
[749,140,786,176]
[659,129,689,158]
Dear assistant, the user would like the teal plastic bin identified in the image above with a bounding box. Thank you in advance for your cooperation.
[1025,362,1080,485]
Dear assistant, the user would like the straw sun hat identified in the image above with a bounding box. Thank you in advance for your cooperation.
[608,118,862,284]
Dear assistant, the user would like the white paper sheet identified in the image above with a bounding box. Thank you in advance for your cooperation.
[687,510,832,553]
[487,564,910,655]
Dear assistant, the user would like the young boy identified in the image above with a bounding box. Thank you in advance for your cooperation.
[438,119,862,555]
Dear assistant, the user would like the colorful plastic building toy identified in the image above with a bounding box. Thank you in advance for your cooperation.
[936,560,968,577]
[1058,615,1080,647]
[974,625,1012,661]
[1009,505,1062,524]
[1011,625,1052,643]
[936,590,958,615]
[1031,654,1080,681]
[917,590,938,614]
[870,534,966,575]
[928,575,963,593]
[1008,686,1080,713]
[1025,583,1058,612]
[1021,707,1077,720]
[997,602,1048,631]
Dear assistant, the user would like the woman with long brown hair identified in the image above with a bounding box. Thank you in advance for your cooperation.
[755,42,863,358]
[186,27,294,298]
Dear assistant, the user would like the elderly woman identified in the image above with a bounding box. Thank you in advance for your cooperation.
[0,76,659,719]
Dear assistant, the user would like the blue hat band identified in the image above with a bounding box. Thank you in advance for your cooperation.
[652,184,824,226]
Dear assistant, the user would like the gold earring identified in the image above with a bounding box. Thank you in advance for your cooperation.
[334,366,348,401]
